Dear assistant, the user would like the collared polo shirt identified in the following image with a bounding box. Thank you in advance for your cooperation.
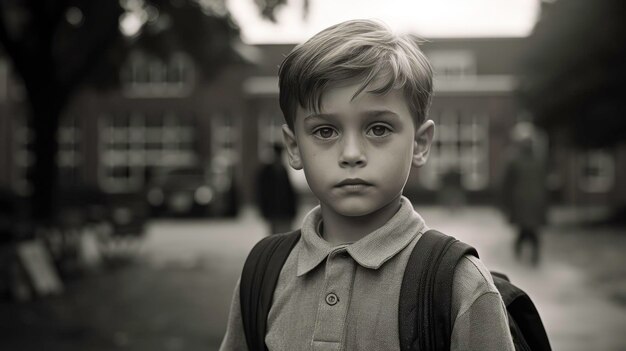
[220,197,514,351]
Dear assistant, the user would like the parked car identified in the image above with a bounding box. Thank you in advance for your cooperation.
[146,166,216,217]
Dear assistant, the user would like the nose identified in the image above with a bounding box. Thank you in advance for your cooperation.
[339,134,367,168]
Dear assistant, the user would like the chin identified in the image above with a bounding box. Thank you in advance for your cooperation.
[331,198,382,217]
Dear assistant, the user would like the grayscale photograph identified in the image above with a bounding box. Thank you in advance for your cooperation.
[0,0,624,350]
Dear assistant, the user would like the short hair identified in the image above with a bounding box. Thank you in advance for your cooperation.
[278,19,433,130]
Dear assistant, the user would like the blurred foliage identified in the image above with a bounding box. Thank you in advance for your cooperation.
[89,0,244,88]
[254,0,287,22]
[519,0,626,148]
[254,0,308,22]
[0,0,244,90]
[0,0,279,101]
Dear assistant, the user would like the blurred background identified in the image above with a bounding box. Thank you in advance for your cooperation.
[0,0,625,350]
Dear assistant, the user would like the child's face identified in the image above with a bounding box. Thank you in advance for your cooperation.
[283,82,434,218]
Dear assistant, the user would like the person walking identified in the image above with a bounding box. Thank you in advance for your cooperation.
[501,122,549,266]
[255,143,298,235]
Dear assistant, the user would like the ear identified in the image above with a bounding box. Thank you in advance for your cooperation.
[282,124,303,170]
[412,120,435,168]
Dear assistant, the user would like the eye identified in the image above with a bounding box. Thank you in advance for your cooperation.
[367,124,392,137]
[313,126,338,139]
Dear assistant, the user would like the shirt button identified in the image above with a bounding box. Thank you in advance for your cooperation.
[325,293,339,306]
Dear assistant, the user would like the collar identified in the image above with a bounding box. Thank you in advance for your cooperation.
[296,196,426,277]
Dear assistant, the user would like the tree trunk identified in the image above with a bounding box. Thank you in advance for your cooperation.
[27,89,62,226]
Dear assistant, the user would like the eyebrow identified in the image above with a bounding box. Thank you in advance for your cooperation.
[304,109,400,121]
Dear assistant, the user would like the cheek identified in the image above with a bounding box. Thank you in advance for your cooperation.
[301,143,335,168]
[381,145,414,189]
[379,139,414,169]
[300,150,331,187]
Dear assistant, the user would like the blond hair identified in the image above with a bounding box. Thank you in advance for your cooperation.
[278,19,433,130]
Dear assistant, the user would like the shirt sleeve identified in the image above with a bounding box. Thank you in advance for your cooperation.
[219,278,249,351]
[450,255,515,351]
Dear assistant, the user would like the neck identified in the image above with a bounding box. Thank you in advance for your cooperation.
[320,195,403,245]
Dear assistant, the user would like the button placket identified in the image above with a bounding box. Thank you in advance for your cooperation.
[312,248,355,350]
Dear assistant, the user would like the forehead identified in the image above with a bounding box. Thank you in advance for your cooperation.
[296,83,412,123]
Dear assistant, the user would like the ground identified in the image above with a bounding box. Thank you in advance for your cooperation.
[0,203,625,351]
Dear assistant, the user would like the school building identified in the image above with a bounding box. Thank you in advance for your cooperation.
[0,37,624,210]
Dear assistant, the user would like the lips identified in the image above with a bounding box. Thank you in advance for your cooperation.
[335,178,372,187]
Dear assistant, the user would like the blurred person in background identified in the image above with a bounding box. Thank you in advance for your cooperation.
[500,121,549,266]
[438,165,465,211]
[255,142,298,235]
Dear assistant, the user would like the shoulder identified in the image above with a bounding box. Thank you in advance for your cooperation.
[449,255,514,350]
[454,255,496,289]
[451,254,499,317]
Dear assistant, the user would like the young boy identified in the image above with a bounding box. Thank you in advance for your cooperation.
[220,19,514,350]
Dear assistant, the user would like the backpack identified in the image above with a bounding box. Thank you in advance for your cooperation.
[239,229,551,351]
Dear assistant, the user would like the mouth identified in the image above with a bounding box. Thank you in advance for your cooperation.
[335,178,373,187]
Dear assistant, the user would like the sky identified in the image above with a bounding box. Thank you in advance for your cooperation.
[227,0,541,44]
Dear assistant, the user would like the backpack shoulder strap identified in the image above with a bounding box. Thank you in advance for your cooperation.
[399,229,478,351]
[240,230,301,351]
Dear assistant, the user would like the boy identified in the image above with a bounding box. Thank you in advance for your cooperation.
[220,19,514,350]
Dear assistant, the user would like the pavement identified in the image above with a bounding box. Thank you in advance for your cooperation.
[1,203,625,350]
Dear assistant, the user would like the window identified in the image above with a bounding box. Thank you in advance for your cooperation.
[99,112,197,192]
[120,52,195,98]
[210,114,240,193]
[211,115,239,154]
[425,50,476,79]
[12,114,83,193]
[211,113,240,172]
[578,150,615,193]
[420,111,489,191]
[57,116,82,185]
[257,111,284,162]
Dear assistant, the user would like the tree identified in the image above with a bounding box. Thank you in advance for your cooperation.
[0,1,123,225]
[518,0,626,148]
[0,0,286,227]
